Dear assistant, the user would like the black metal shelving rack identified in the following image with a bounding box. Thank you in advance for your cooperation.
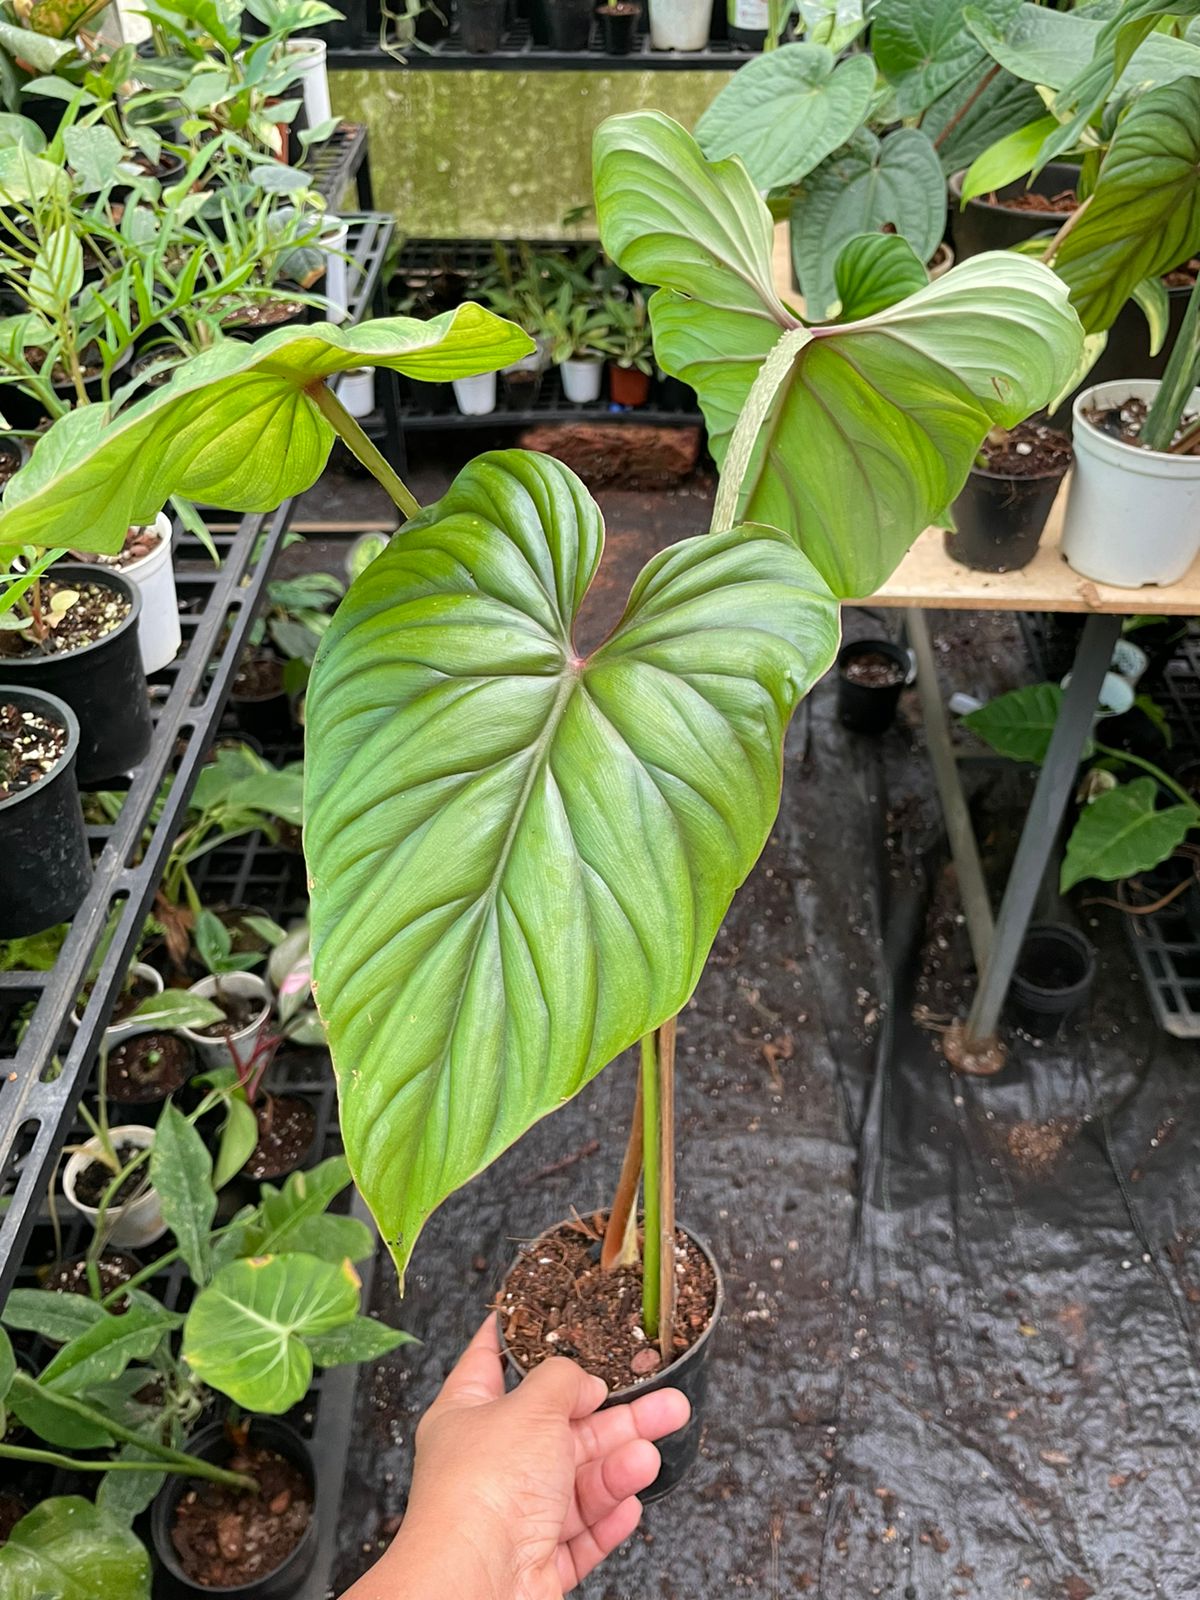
[0,210,399,1302]
[327,16,748,67]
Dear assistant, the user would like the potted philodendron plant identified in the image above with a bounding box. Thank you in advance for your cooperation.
[595,289,653,406]
[945,421,1073,573]
[0,118,1081,1499]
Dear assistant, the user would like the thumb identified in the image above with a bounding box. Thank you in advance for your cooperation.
[436,1316,506,1410]
[515,1356,608,1423]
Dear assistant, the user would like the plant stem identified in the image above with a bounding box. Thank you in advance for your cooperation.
[1093,742,1200,815]
[6,1374,257,1491]
[1044,192,1092,264]
[309,381,422,520]
[601,1069,643,1272]
[656,1016,677,1362]
[1142,271,1200,452]
[933,63,1000,152]
[640,1033,660,1341]
[0,1442,207,1476]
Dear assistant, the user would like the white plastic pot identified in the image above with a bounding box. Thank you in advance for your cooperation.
[339,367,375,418]
[648,0,709,49]
[322,224,350,323]
[560,357,603,404]
[287,39,332,129]
[63,1124,166,1248]
[453,372,497,416]
[180,972,271,1072]
[121,514,180,674]
[1061,380,1200,588]
[70,961,163,1047]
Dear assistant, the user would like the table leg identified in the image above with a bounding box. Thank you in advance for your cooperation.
[962,611,1121,1048]
[906,607,995,972]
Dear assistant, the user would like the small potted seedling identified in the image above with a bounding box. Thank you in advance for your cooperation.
[546,286,609,403]
[69,512,181,674]
[945,423,1073,573]
[594,290,654,406]
[598,0,641,53]
[180,909,275,1071]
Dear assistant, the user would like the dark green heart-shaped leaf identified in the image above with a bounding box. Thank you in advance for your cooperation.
[1062,778,1195,890]
[0,1498,149,1600]
[1054,78,1200,332]
[304,451,840,1277]
[694,42,875,191]
[0,307,532,554]
[595,112,1083,597]
[832,233,928,321]
[874,0,1017,118]
[183,1253,361,1412]
[962,683,1080,765]
[791,128,946,316]
[965,3,1200,94]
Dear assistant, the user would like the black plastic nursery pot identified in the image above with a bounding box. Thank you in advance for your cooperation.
[151,1418,318,1599]
[0,565,151,784]
[531,0,593,47]
[945,460,1070,573]
[499,1219,724,1504]
[836,639,911,735]
[230,651,293,742]
[949,161,1081,261]
[1007,923,1096,1040]
[459,0,506,48]
[598,0,640,51]
[0,687,91,937]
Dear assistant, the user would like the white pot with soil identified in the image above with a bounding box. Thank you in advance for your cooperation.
[70,961,164,1047]
[1061,379,1200,587]
[72,514,180,674]
[560,357,603,404]
[180,972,271,1071]
[63,1124,166,1248]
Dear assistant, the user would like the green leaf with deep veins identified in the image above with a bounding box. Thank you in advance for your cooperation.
[593,112,1083,596]
[304,451,840,1277]
[1062,778,1196,890]
[0,1498,149,1600]
[832,233,928,321]
[0,307,532,554]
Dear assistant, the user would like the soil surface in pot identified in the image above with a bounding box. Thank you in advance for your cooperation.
[983,187,1078,213]
[70,522,163,571]
[222,298,307,332]
[498,1213,717,1391]
[196,987,267,1038]
[1164,256,1199,289]
[1085,394,1200,452]
[978,420,1073,477]
[242,1095,316,1179]
[842,651,905,689]
[44,1251,139,1304]
[108,1032,193,1102]
[234,653,285,700]
[0,580,130,658]
[171,1440,313,1588]
[0,700,67,800]
[74,1142,149,1208]
[78,969,157,1024]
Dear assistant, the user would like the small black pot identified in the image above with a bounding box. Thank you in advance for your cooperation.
[415,0,453,41]
[0,566,150,785]
[835,639,911,735]
[150,1419,317,1599]
[230,652,293,743]
[404,375,453,414]
[500,1220,724,1502]
[945,459,1070,573]
[949,161,1081,261]
[532,0,593,47]
[653,368,695,412]
[1007,923,1096,1040]
[598,0,639,50]
[460,0,507,47]
[0,687,91,937]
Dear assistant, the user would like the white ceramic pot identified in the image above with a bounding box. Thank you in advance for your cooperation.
[63,1124,166,1247]
[1061,380,1200,588]
[122,514,180,674]
[322,224,350,324]
[453,372,497,416]
[561,357,603,404]
[648,0,709,49]
[339,367,375,418]
[70,961,163,1047]
[180,972,271,1072]
[287,39,333,129]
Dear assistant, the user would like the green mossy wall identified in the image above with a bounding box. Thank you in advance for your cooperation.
[329,69,726,238]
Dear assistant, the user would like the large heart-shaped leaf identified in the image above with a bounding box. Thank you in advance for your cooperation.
[965,3,1200,94]
[0,1498,149,1600]
[694,43,876,191]
[1062,778,1195,890]
[791,128,946,317]
[0,307,532,555]
[874,0,1017,118]
[963,683,1078,766]
[594,113,1083,596]
[1054,78,1200,333]
[183,1253,361,1412]
[304,451,840,1277]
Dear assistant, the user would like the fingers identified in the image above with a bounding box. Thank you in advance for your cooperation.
[563,1437,661,1539]
[573,1386,690,1465]
[513,1354,608,1422]
[556,1494,644,1592]
[434,1315,504,1410]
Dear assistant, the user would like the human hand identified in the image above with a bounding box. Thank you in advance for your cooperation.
[346,1316,689,1600]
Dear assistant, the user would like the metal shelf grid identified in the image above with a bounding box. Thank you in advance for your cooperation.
[0,213,398,1302]
[328,15,749,67]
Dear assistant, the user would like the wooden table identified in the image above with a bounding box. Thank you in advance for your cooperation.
[853,485,1200,1061]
